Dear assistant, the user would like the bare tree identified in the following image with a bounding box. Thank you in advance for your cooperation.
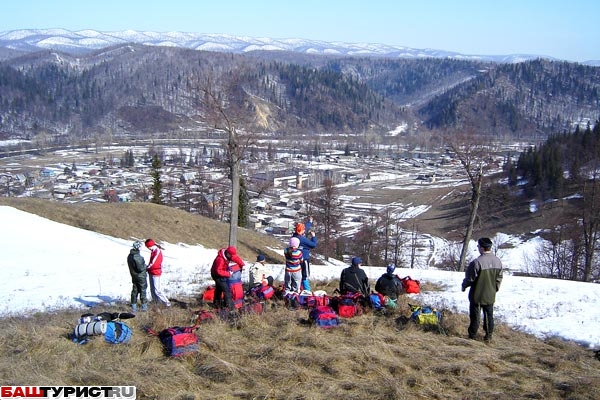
[446,130,490,271]
[581,172,600,281]
[197,76,255,247]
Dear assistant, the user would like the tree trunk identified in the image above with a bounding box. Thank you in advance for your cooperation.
[229,159,240,247]
[458,173,483,272]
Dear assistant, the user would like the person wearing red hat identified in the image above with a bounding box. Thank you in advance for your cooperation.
[211,246,245,310]
[145,238,171,307]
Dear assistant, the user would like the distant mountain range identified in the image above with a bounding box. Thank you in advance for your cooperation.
[1,28,591,65]
[0,29,599,141]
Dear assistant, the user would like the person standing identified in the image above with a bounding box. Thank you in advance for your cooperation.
[339,257,370,297]
[292,222,317,290]
[127,241,148,312]
[375,263,403,300]
[145,238,171,307]
[462,237,503,343]
[249,254,274,287]
[211,246,245,310]
[284,237,303,293]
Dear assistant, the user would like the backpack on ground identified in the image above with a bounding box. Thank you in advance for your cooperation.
[241,300,265,315]
[193,309,216,325]
[309,305,339,329]
[331,292,365,318]
[201,286,215,302]
[104,321,133,344]
[369,293,385,311]
[298,290,330,309]
[410,304,442,326]
[156,326,199,357]
[248,284,275,300]
[283,291,301,309]
[72,312,134,345]
[400,276,421,294]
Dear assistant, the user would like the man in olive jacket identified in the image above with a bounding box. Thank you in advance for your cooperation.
[462,237,503,342]
[127,241,148,312]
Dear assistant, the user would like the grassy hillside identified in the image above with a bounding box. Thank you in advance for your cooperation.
[0,197,287,264]
[1,198,599,399]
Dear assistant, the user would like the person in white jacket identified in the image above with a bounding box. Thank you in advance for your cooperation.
[249,254,274,287]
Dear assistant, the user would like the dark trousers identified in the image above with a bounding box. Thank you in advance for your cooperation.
[468,303,494,338]
[301,259,310,280]
[213,277,234,309]
[130,279,148,305]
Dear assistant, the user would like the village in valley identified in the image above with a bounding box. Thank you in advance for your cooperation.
[0,136,515,268]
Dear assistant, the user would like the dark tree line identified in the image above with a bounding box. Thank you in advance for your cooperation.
[503,121,600,282]
[506,122,600,199]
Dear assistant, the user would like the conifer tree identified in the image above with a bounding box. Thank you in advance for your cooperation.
[151,154,162,205]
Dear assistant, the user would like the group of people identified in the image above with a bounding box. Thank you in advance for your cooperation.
[284,217,318,293]
[337,236,503,342]
[128,227,503,343]
[126,238,171,311]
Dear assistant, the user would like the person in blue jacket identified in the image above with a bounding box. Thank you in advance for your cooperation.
[292,222,317,290]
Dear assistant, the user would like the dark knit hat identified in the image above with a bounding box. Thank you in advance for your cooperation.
[386,264,396,274]
[256,254,266,262]
[352,257,362,266]
[478,237,493,250]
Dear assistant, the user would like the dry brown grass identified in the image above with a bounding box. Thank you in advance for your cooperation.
[1,198,599,399]
[1,299,599,400]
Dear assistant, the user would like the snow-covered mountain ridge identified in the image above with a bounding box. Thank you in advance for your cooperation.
[0,28,572,64]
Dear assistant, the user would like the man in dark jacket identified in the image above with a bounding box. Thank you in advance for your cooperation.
[127,241,148,312]
[462,237,503,343]
[375,264,403,300]
[339,257,370,297]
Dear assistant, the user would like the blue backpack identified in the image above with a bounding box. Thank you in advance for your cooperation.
[104,321,132,344]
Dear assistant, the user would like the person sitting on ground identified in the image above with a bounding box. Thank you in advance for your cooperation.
[339,257,370,297]
[375,264,403,307]
[249,254,274,288]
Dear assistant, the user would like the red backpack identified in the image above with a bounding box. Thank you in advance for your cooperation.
[202,286,215,302]
[309,305,339,329]
[400,276,421,294]
[331,292,365,318]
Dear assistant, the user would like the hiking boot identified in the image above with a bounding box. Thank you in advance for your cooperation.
[131,304,138,312]
[141,303,148,311]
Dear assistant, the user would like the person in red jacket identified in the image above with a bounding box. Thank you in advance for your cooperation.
[211,246,245,310]
[145,238,171,307]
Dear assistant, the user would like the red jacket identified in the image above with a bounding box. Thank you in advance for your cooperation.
[146,246,163,276]
[211,248,245,279]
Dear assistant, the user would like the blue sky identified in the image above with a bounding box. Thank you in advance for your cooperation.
[2,0,599,62]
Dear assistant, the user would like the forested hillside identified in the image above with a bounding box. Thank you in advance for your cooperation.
[0,44,599,142]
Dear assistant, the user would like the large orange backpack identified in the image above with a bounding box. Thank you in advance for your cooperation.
[400,276,421,294]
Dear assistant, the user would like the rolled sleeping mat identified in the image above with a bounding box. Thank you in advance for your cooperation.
[73,320,107,338]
